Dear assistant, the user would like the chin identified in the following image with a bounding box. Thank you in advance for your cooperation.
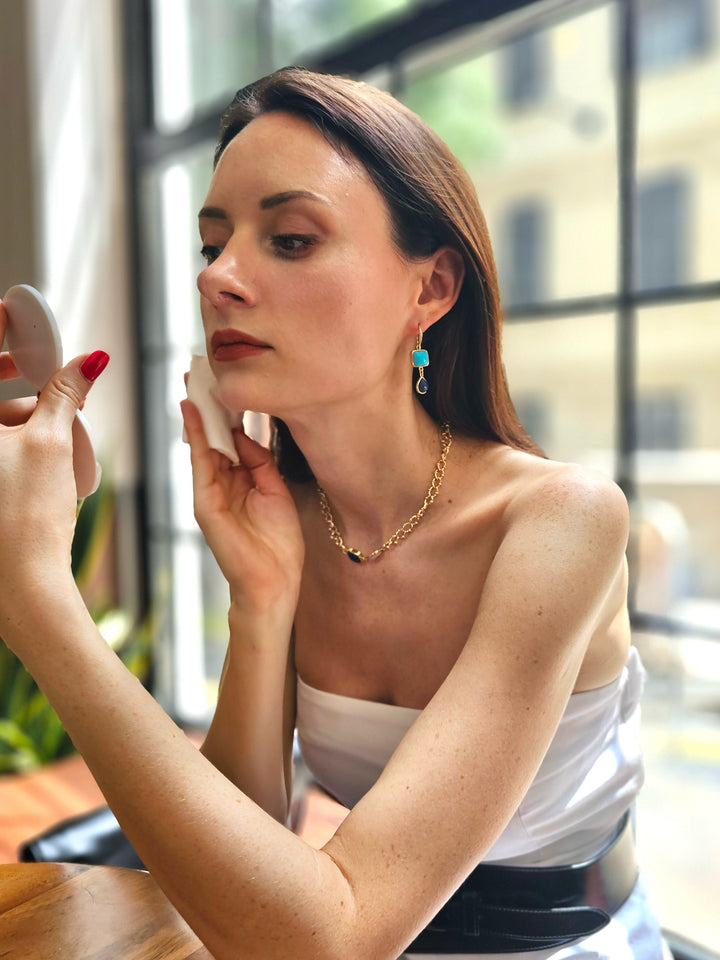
[214,378,252,414]
[215,379,281,420]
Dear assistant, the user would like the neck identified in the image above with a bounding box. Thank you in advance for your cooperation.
[284,401,448,549]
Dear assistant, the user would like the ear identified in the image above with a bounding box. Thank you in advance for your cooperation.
[415,246,465,329]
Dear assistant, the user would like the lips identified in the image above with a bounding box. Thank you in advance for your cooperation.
[211,329,271,361]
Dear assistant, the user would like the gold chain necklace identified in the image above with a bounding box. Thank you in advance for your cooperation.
[316,422,452,564]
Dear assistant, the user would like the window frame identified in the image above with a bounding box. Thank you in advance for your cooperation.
[122,5,720,950]
[122,0,720,691]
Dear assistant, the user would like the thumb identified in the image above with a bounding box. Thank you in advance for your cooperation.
[34,350,109,428]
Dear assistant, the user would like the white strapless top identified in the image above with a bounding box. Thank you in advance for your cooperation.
[296,646,646,866]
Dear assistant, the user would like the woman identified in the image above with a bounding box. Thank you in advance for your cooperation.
[0,67,669,958]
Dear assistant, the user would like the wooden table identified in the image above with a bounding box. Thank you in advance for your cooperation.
[0,862,214,958]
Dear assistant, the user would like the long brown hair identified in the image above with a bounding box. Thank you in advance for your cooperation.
[216,66,542,479]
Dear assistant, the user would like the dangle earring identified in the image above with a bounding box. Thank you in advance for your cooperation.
[412,325,429,395]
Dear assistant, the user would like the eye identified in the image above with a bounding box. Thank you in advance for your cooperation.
[200,244,223,265]
[270,234,316,258]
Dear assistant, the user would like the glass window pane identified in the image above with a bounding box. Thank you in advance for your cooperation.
[139,144,214,352]
[634,299,720,960]
[637,0,720,285]
[152,0,261,133]
[152,0,416,132]
[273,0,408,66]
[635,623,720,952]
[635,302,720,623]
[503,314,616,469]
[138,138,221,721]
[402,3,618,306]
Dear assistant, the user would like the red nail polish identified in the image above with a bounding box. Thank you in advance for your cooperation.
[80,350,110,382]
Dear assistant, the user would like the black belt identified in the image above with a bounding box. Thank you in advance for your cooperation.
[407,812,638,954]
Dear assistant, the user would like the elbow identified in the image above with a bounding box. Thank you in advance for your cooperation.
[205,900,363,960]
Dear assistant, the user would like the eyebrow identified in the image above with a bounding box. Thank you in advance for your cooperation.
[259,189,330,210]
[198,205,228,220]
[198,190,330,221]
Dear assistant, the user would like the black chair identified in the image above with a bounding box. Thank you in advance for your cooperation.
[19,804,145,868]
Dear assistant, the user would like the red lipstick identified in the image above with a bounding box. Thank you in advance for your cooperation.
[211,329,271,362]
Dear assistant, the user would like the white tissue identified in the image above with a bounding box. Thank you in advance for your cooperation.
[184,355,244,463]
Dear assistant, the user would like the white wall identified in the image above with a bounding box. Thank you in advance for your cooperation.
[1,0,138,488]
[1,0,141,614]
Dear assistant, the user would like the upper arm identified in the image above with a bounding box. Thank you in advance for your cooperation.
[319,467,630,958]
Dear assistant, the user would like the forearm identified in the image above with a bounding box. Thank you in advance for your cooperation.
[200,601,295,823]
[5,586,354,960]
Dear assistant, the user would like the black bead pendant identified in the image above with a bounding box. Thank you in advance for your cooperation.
[347,549,363,563]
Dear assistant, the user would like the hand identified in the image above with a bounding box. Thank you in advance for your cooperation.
[0,299,20,383]
[0,304,108,621]
[180,399,305,615]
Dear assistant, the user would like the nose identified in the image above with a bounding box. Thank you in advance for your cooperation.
[196,240,258,309]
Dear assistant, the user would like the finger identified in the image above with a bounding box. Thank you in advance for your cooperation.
[0,301,21,381]
[0,353,20,381]
[231,428,285,495]
[0,396,37,426]
[32,351,109,432]
[180,398,228,490]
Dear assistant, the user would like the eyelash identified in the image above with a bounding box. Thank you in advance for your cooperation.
[270,234,316,258]
[199,234,316,265]
[200,245,222,265]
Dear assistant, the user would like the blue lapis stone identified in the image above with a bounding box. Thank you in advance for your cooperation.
[412,349,429,368]
[347,549,363,563]
[416,376,428,395]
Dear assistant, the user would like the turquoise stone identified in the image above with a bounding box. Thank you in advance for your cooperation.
[416,376,428,395]
[412,349,429,367]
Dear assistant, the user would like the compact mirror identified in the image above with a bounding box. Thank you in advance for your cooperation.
[2,285,63,389]
[1,284,101,498]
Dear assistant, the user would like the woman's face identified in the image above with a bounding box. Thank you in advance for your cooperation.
[197,110,425,418]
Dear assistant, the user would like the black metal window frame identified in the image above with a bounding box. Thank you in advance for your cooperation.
[122,0,720,644]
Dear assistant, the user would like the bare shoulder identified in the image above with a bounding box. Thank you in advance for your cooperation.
[459,437,626,516]
[494,447,630,558]
[455,438,628,551]
[512,453,626,519]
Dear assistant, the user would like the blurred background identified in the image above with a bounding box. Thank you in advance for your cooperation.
[0,0,718,951]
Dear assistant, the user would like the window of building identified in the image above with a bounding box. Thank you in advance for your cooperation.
[501,31,547,107]
[501,200,547,305]
[637,173,689,289]
[513,394,550,450]
[637,391,688,450]
[638,0,711,71]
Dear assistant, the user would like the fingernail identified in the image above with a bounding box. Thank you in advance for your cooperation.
[80,350,110,382]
